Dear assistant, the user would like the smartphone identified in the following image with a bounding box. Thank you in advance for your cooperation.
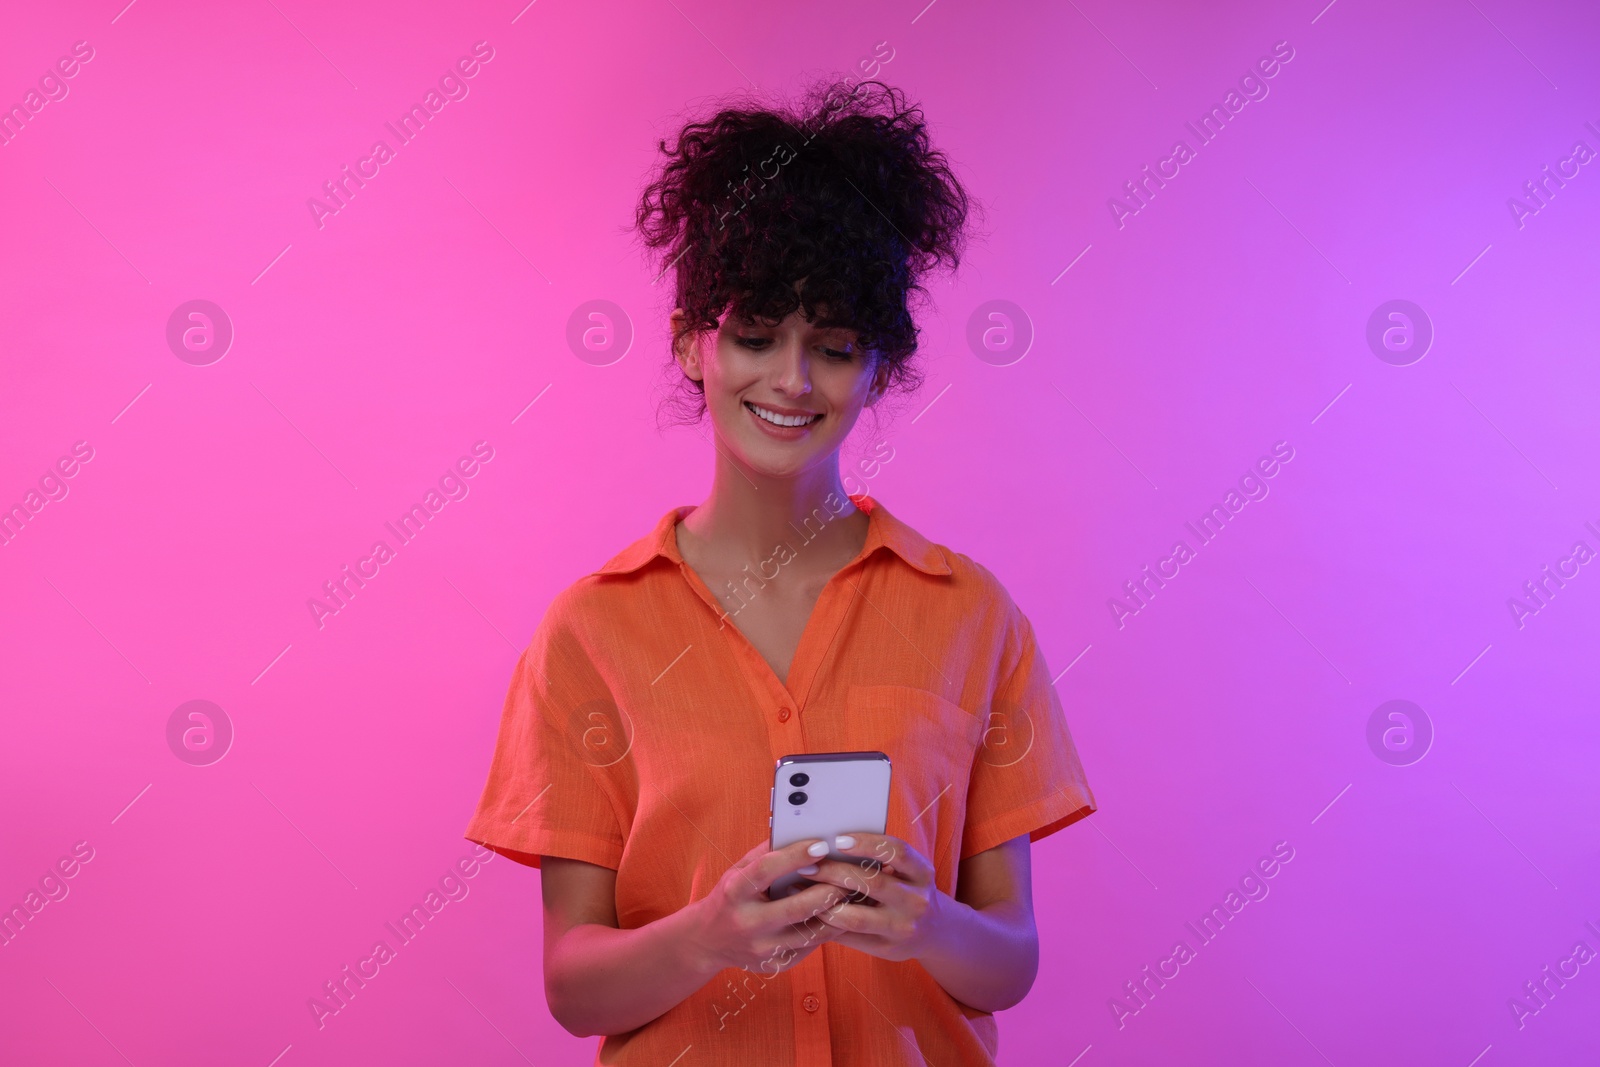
[767,751,891,900]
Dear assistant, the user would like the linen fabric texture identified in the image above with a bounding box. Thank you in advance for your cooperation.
[466,496,1095,1066]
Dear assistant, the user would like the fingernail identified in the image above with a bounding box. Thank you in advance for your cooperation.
[797,864,819,876]
[807,841,829,857]
[835,835,856,849]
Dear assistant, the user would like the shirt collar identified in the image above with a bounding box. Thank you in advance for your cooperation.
[592,495,951,577]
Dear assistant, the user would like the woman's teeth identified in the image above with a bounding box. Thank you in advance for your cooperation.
[747,403,820,428]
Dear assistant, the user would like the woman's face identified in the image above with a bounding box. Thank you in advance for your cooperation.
[674,305,888,480]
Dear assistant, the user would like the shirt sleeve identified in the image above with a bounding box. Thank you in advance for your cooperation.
[464,602,628,870]
[960,602,1096,860]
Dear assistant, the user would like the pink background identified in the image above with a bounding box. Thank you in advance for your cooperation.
[3,0,1598,1063]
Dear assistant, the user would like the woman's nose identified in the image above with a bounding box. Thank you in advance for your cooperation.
[771,340,812,396]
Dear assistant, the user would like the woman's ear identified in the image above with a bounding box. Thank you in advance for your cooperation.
[865,356,891,405]
[670,309,704,382]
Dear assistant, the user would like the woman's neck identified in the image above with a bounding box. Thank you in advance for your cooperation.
[680,444,866,568]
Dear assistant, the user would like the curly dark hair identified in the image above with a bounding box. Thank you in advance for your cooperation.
[634,78,975,421]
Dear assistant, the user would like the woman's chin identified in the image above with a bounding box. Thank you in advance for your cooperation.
[727,440,830,481]
[742,456,812,480]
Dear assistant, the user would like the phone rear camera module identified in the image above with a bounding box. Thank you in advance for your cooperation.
[789,772,810,787]
[788,790,808,806]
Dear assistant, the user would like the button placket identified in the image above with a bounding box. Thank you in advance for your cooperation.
[789,947,832,1066]
[672,559,801,743]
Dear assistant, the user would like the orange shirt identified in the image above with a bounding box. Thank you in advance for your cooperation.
[465,495,1096,1066]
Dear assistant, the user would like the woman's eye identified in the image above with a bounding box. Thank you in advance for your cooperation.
[733,336,854,360]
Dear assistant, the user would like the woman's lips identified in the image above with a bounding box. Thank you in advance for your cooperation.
[745,401,822,438]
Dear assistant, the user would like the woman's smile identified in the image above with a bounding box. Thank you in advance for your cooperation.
[745,400,824,436]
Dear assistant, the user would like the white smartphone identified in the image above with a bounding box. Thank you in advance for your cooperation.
[767,751,891,900]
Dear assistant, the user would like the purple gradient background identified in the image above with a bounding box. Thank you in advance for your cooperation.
[3,1,1598,1064]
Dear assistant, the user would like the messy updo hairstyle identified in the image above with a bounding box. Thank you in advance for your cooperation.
[634,79,975,423]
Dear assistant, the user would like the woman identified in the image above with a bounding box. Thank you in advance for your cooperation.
[466,79,1095,1065]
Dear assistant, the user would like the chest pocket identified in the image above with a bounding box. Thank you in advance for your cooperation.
[835,684,983,895]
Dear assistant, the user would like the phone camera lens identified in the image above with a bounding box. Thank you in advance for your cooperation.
[789,772,810,787]
[788,791,808,806]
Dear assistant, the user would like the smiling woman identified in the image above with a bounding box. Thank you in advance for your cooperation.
[464,77,1096,1067]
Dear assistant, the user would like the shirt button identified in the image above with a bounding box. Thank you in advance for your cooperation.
[777,707,792,722]
[802,993,821,1013]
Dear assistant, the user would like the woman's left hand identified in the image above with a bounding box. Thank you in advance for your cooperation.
[803,832,945,962]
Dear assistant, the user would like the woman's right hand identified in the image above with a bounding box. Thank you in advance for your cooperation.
[687,838,846,975]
